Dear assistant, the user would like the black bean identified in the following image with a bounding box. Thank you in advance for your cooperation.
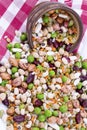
[34,99,43,107]
[49,63,55,68]
[0,64,2,67]
[26,73,35,84]
[78,97,83,105]
[73,66,80,71]
[75,112,81,124]
[58,29,63,33]
[65,44,72,52]
[81,99,87,108]
[2,96,9,107]
[33,60,40,66]
[76,89,83,94]
[53,40,59,48]
[13,115,25,123]
[47,38,53,46]
[80,75,87,82]
[58,42,64,47]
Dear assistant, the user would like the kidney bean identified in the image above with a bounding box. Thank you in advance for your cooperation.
[75,112,81,124]
[34,99,43,107]
[19,87,27,94]
[26,73,35,84]
[2,96,9,107]
[13,115,25,123]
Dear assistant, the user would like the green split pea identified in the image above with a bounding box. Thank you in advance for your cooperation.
[37,93,44,100]
[59,104,68,113]
[27,55,35,63]
[28,83,34,90]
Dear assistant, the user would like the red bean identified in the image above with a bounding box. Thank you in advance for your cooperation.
[53,40,59,48]
[27,73,35,84]
[75,112,81,124]
[80,75,87,82]
[34,99,43,107]
[2,96,9,107]
[81,99,87,108]
[33,60,40,66]
[13,115,25,123]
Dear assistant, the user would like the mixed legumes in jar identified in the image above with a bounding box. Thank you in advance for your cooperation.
[0,9,87,130]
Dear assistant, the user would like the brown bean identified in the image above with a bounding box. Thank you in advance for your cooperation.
[47,116,58,124]
[57,118,63,125]
[67,101,73,112]
[51,13,57,19]
[56,17,64,24]
[0,73,10,80]
[9,57,18,67]
[7,107,15,116]
[12,77,22,87]
[19,61,28,70]
[0,86,6,93]
[80,109,87,118]
[22,82,28,89]
[28,64,36,72]
[72,100,80,108]
[48,10,55,14]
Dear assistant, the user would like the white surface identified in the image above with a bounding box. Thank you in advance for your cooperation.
[0,104,7,130]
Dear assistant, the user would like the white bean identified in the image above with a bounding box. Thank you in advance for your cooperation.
[0,66,6,72]
[54,61,61,68]
[28,105,34,112]
[21,109,25,115]
[0,77,2,83]
[12,48,22,52]
[0,93,6,101]
[14,88,19,95]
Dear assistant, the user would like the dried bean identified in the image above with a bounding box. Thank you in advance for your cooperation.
[34,99,43,107]
[2,96,9,106]
[26,73,35,84]
[75,112,81,124]
[13,115,25,123]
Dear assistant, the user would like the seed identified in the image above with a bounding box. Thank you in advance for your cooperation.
[34,99,43,107]
[13,115,25,123]
[75,112,81,124]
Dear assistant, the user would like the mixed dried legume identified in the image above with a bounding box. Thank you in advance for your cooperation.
[0,9,87,130]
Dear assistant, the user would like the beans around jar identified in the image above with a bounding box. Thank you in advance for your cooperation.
[0,7,86,130]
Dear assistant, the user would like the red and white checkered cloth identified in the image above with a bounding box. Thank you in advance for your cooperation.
[0,0,87,62]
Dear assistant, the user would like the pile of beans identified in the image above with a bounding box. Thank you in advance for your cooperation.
[0,9,87,130]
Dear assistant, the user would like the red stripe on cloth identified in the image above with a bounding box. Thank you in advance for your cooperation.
[0,44,6,59]
[64,0,72,7]
[50,0,58,2]
[0,0,38,60]
[0,0,12,17]
[81,0,87,11]
[81,10,87,25]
